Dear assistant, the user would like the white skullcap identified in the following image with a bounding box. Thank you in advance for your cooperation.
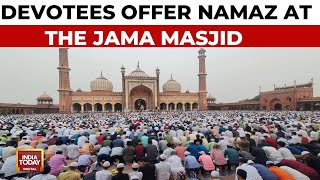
[211,170,219,177]
[117,163,125,168]
[69,162,79,167]
[102,161,110,167]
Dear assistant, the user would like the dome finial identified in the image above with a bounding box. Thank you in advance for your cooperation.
[137,61,140,68]
[170,74,173,80]
[100,70,103,76]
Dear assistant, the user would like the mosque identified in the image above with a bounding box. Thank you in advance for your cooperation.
[59,48,208,113]
[0,48,319,114]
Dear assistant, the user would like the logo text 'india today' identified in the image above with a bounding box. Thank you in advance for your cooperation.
[16,149,44,172]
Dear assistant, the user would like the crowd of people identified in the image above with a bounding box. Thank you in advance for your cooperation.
[0,111,319,180]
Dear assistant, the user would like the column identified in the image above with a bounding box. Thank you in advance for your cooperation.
[81,105,84,113]
[102,104,105,112]
[311,103,314,111]
[182,104,185,111]
[166,104,168,111]
[112,104,115,112]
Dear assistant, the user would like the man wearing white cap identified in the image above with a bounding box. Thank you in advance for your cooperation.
[36,139,48,150]
[19,140,33,149]
[155,154,171,180]
[57,162,81,180]
[217,136,229,153]
[67,139,80,160]
[96,161,112,180]
[129,163,143,180]
[198,151,215,172]
[167,150,185,180]
[113,163,130,180]
[184,151,201,177]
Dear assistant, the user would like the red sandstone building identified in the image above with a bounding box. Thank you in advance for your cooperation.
[0,92,59,115]
[0,49,319,114]
[208,79,320,111]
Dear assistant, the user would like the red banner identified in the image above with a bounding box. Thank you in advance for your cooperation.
[1,25,320,47]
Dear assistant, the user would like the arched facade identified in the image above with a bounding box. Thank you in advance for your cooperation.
[58,48,208,113]
[269,98,281,111]
[94,103,103,112]
[72,103,81,113]
[129,85,154,110]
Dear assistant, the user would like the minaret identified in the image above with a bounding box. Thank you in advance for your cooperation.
[121,65,126,111]
[198,48,208,111]
[156,67,160,110]
[58,48,72,113]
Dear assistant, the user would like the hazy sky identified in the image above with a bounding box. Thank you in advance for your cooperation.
[0,48,319,104]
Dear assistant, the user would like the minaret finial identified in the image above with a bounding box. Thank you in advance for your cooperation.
[259,86,261,93]
[273,83,276,90]
[100,70,102,76]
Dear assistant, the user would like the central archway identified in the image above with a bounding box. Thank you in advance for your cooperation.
[270,98,282,111]
[129,85,154,110]
[274,103,282,111]
[135,99,146,110]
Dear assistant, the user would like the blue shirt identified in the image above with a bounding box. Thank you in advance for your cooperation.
[112,139,124,148]
[71,134,80,144]
[140,136,149,147]
[129,132,135,140]
[287,146,302,155]
[197,145,208,154]
[251,163,278,180]
[187,144,199,159]
[292,145,308,152]
[184,155,201,169]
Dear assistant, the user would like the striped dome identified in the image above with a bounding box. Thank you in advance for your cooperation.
[90,73,113,92]
[163,75,181,93]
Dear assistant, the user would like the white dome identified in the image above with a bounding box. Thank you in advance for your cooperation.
[90,73,113,92]
[163,75,181,93]
[128,62,150,77]
[37,91,52,101]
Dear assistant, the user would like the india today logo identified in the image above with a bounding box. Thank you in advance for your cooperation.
[16,149,44,172]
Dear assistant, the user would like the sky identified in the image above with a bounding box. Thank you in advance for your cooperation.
[0,48,319,104]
